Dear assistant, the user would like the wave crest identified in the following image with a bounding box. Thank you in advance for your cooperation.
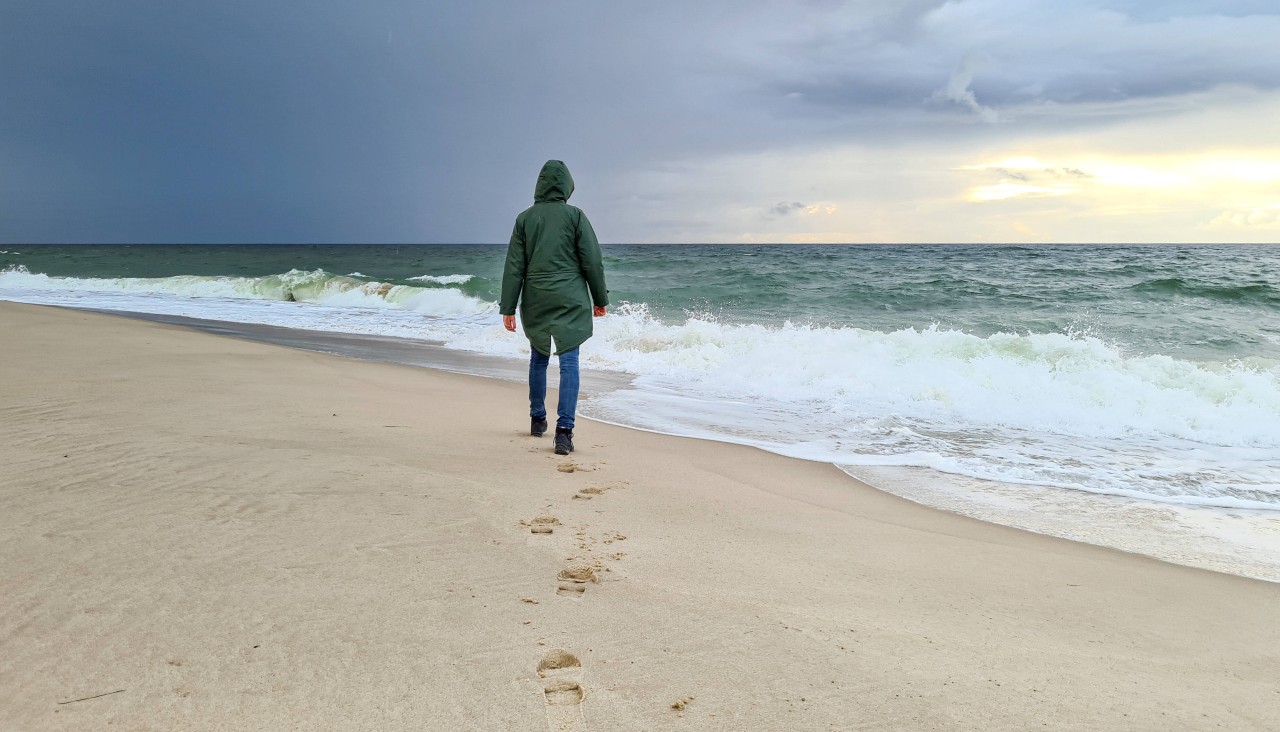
[1130,277,1280,304]
[0,267,495,316]
[407,273,475,285]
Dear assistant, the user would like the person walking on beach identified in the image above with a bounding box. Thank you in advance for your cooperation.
[501,160,609,456]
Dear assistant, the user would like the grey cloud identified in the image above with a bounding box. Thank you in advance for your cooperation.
[769,202,808,217]
[971,165,1100,191]
[723,1,1280,120]
[990,167,1092,182]
[994,169,1030,182]
[934,54,999,123]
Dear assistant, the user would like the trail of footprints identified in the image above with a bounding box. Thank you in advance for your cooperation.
[520,480,625,599]
[518,456,631,727]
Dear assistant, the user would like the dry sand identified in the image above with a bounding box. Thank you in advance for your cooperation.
[1,301,1277,731]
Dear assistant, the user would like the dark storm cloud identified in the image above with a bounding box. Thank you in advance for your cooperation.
[1,1,1277,242]
[0,1,729,242]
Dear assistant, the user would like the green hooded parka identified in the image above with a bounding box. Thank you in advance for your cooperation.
[500,160,609,355]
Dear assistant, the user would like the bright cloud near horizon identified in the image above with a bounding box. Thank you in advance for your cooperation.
[2,1,1279,244]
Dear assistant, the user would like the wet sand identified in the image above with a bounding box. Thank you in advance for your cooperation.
[2,301,1277,731]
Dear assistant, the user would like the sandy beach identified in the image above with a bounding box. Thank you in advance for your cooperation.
[2,301,1277,731]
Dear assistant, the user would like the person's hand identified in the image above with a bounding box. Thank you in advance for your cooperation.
[593,305,606,317]
[503,314,517,332]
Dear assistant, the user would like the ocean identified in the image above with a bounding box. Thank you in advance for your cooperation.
[4,243,1279,580]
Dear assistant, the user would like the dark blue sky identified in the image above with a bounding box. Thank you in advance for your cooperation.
[4,1,1280,243]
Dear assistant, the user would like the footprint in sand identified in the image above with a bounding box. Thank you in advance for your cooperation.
[572,486,605,500]
[538,649,586,723]
[522,514,560,535]
[556,564,598,597]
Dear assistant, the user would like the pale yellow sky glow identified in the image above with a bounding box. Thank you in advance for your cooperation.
[938,93,1280,242]
[968,182,1078,202]
[957,148,1280,239]
[609,88,1280,244]
[962,152,1280,198]
[1211,204,1280,230]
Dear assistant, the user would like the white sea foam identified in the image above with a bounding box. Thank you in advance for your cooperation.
[583,305,1280,447]
[841,465,1280,582]
[407,273,475,285]
[570,304,1280,509]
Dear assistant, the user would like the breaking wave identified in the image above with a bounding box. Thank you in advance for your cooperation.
[0,266,494,317]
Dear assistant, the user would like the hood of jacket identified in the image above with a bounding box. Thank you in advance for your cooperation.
[534,160,574,203]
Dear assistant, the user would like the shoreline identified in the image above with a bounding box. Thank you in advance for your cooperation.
[3,301,1278,730]
[70,305,1280,584]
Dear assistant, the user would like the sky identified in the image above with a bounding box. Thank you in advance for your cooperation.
[2,0,1280,244]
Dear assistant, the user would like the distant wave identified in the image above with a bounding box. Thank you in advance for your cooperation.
[407,273,475,285]
[1129,277,1279,305]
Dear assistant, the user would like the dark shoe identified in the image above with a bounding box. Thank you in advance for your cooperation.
[554,427,574,455]
[531,416,548,437]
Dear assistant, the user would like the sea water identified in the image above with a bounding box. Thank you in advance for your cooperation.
[4,244,1279,579]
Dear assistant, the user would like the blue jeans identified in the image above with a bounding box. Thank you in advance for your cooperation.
[529,347,579,431]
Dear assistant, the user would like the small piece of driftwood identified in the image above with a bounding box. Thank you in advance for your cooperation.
[57,689,125,705]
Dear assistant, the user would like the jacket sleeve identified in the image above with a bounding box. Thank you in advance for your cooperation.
[575,209,609,307]
[499,218,526,315]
